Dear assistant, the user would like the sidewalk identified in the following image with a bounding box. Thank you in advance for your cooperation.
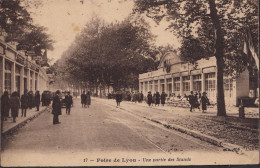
[96,98,259,152]
[2,106,49,136]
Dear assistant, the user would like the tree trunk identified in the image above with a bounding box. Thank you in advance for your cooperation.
[208,0,226,116]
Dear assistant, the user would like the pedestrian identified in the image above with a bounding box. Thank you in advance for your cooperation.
[139,91,144,103]
[152,93,156,106]
[81,91,86,108]
[86,91,91,108]
[52,90,62,124]
[155,92,160,106]
[9,92,20,122]
[65,91,73,114]
[188,91,196,112]
[1,91,10,121]
[21,90,29,117]
[35,91,41,111]
[28,91,34,109]
[201,92,210,113]
[161,91,167,106]
[147,91,153,107]
[115,90,122,107]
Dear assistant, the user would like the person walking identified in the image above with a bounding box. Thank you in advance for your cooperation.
[52,90,62,124]
[115,90,122,107]
[161,91,167,106]
[152,93,156,106]
[201,92,210,113]
[9,92,20,122]
[188,91,195,112]
[155,92,160,106]
[1,91,9,121]
[35,91,41,111]
[21,90,29,117]
[81,91,86,108]
[86,91,91,108]
[147,91,153,107]
[65,91,73,114]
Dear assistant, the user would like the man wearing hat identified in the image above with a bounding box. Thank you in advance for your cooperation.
[65,91,73,115]
[188,91,196,112]
[52,90,62,124]
[147,91,153,107]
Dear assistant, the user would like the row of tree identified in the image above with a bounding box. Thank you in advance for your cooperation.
[0,0,53,57]
[53,16,161,93]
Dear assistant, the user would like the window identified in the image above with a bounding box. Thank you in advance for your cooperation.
[149,81,153,91]
[145,81,148,92]
[206,80,216,90]
[224,79,233,90]
[174,83,180,91]
[193,81,201,91]
[183,76,190,81]
[174,77,180,91]
[183,82,190,91]
[193,74,201,91]
[5,61,11,93]
[205,72,215,79]
[193,74,201,80]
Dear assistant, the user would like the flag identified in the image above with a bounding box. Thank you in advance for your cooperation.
[243,29,259,70]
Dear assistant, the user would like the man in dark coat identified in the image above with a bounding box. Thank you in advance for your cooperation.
[161,91,167,106]
[9,92,20,122]
[21,90,29,117]
[65,91,73,115]
[115,91,122,107]
[188,91,196,112]
[1,91,9,121]
[52,90,62,124]
[155,92,160,106]
[35,91,41,111]
[81,91,86,108]
[147,91,153,107]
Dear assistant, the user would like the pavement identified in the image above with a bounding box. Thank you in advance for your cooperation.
[95,97,259,154]
[2,105,49,136]
[2,98,258,166]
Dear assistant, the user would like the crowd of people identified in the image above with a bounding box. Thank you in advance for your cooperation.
[1,90,42,123]
[108,90,210,112]
[147,90,210,113]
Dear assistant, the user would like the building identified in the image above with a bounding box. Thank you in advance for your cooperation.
[139,51,257,106]
[0,36,50,97]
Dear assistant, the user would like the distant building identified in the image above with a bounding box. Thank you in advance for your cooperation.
[139,51,258,106]
[0,36,50,96]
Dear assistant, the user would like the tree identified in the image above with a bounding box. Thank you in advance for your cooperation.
[0,0,54,58]
[134,0,258,116]
[56,16,159,93]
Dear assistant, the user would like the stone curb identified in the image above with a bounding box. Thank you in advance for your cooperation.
[96,98,247,155]
[2,107,48,137]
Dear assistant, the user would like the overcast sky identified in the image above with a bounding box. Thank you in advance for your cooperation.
[27,0,180,64]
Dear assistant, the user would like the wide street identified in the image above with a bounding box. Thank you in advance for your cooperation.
[1,98,256,166]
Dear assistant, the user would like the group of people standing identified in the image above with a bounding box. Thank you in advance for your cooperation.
[188,91,210,113]
[1,90,41,123]
[146,90,210,113]
[147,91,168,107]
[81,91,91,108]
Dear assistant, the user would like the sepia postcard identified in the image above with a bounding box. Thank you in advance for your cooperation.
[0,0,259,167]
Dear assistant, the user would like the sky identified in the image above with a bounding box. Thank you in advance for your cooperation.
[27,0,180,64]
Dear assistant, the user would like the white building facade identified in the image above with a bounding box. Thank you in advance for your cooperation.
[0,36,49,96]
[139,51,251,106]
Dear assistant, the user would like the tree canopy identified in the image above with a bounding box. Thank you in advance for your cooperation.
[55,16,159,92]
[0,0,53,57]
